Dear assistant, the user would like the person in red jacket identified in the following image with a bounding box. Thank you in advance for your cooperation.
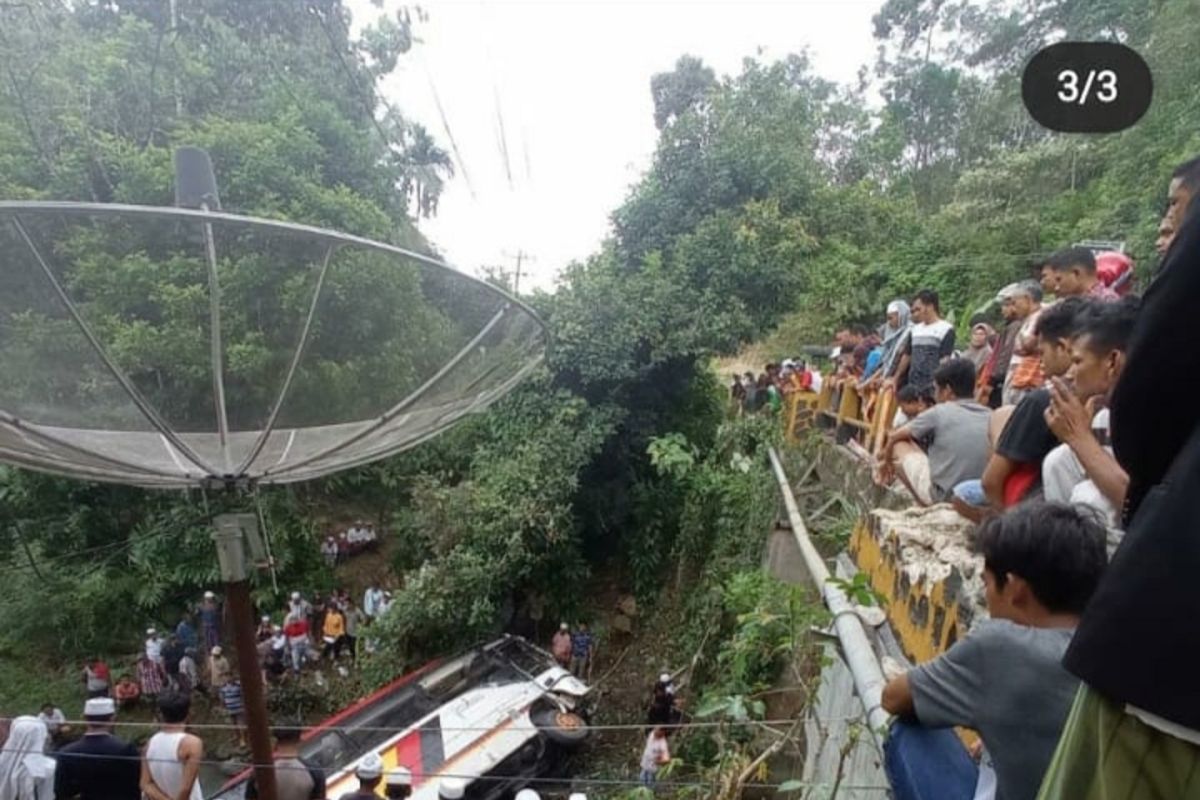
[284,613,311,673]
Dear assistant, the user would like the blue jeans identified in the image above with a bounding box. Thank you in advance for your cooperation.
[290,641,307,672]
[884,719,978,800]
[639,769,656,787]
[952,479,987,507]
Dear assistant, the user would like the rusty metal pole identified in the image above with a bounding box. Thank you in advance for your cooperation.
[213,515,277,800]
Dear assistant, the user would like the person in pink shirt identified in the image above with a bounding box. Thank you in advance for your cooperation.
[550,622,572,668]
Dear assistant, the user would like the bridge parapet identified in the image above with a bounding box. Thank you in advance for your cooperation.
[849,506,987,665]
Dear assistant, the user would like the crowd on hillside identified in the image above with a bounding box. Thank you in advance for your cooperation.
[0,575,402,798]
[801,156,1200,800]
[730,359,822,416]
[319,521,379,568]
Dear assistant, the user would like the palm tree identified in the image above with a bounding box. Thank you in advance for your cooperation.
[400,123,455,218]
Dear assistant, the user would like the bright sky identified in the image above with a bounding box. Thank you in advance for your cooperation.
[349,0,880,291]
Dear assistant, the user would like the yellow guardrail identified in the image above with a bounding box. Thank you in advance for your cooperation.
[785,380,897,458]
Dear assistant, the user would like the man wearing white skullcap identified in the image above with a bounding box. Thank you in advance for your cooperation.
[438,776,466,799]
[338,753,384,800]
[54,697,140,799]
[144,627,163,664]
[384,766,413,799]
[514,790,541,800]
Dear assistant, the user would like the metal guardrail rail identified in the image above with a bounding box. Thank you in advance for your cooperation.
[767,447,890,753]
[783,381,897,458]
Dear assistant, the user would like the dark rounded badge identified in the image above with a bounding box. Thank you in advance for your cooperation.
[1022,41,1153,133]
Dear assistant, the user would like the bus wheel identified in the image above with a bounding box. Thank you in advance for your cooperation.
[532,708,589,747]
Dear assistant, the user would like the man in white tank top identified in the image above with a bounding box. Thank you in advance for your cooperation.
[140,692,203,800]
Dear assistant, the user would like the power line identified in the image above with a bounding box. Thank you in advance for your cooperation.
[24,715,869,735]
[420,56,477,200]
[0,745,889,792]
[310,6,398,157]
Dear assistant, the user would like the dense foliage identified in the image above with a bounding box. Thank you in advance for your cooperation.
[3,1,1200,723]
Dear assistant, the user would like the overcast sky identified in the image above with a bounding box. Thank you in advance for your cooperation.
[349,0,881,291]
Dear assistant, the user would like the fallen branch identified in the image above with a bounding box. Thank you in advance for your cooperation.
[733,714,805,797]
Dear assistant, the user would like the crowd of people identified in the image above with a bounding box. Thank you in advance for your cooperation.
[0,576,405,799]
[549,622,595,679]
[319,522,379,568]
[19,580,398,752]
[833,155,1200,800]
[730,359,822,416]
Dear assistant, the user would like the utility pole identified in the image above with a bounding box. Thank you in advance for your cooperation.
[502,249,534,295]
[212,514,277,800]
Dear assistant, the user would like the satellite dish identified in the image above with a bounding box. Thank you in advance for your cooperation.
[0,199,546,489]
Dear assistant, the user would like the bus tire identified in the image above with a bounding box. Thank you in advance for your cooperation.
[532,708,589,747]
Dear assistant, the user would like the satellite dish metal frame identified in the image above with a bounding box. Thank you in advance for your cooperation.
[0,155,548,800]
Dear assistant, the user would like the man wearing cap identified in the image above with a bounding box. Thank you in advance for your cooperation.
[256,615,273,643]
[199,590,222,652]
[438,777,466,800]
[551,623,572,668]
[384,767,412,799]
[339,753,384,800]
[1001,280,1045,406]
[54,697,140,800]
[977,284,1023,409]
[514,790,540,800]
[208,646,232,691]
[145,627,164,665]
[321,535,338,568]
[245,724,325,800]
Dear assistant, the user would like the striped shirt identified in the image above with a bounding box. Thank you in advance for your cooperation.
[906,320,956,393]
[137,658,166,695]
[219,682,245,716]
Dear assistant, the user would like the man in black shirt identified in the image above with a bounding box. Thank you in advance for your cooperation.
[981,298,1091,509]
[54,697,140,800]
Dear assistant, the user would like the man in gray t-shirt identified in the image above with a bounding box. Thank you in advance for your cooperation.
[881,503,1108,800]
[909,620,1076,800]
[882,358,990,503]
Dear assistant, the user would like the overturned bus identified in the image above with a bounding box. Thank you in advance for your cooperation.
[210,636,592,800]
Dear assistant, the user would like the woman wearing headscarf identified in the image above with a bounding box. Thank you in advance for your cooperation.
[862,300,912,390]
[0,716,56,799]
[962,322,995,371]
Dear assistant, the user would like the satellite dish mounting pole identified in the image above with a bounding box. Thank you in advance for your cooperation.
[175,148,276,800]
[212,514,278,800]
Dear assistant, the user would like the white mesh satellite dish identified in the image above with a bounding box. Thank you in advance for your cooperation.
[0,161,545,488]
